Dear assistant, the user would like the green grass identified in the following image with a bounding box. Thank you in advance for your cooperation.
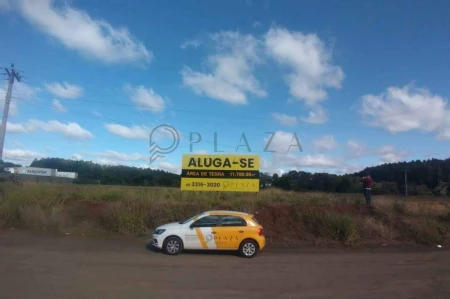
[0,182,449,246]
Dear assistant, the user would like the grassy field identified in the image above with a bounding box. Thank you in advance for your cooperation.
[1,182,450,247]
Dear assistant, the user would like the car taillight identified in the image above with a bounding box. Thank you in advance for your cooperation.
[257,228,263,236]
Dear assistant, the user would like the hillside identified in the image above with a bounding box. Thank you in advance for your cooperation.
[0,160,22,169]
[29,158,180,187]
[268,158,450,196]
[15,156,449,196]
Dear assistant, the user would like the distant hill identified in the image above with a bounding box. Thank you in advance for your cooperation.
[353,158,450,192]
[29,158,180,187]
[268,158,450,196]
[2,156,448,196]
[0,160,22,169]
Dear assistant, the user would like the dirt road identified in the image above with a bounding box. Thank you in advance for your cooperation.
[1,230,450,299]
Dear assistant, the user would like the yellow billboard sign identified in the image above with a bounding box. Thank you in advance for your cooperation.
[180,154,260,192]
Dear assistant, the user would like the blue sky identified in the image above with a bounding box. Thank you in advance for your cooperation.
[0,0,449,175]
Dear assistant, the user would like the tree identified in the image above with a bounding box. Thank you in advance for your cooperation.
[30,158,180,187]
[15,156,450,195]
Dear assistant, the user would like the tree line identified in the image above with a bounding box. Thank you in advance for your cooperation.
[261,158,450,196]
[28,158,180,187]
[1,157,449,196]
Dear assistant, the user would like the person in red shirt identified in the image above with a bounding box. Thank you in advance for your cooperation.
[361,174,373,205]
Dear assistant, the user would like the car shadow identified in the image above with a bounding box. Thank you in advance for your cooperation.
[144,242,239,257]
[182,249,239,256]
[145,242,161,253]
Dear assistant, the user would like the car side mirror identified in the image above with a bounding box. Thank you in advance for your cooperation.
[189,223,195,229]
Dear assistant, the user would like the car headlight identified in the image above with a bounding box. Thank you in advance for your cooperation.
[154,229,166,235]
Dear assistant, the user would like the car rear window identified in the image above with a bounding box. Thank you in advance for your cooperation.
[252,217,260,225]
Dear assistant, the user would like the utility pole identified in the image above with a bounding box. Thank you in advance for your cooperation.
[0,64,21,162]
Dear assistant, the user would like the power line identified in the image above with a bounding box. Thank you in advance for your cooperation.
[0,64,22,161]
[5,93,432,137]
[14,99,247,152]
[14,99,308,154]
[10,98,360,152]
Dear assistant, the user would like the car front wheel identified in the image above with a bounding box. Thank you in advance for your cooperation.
[163,237,183,255]
[239,239,258,258]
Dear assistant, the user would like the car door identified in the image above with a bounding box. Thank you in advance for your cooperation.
[213,215,249,250]
[184,215,220,250]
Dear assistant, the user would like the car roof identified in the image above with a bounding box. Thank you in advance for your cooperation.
[205,210,252,217]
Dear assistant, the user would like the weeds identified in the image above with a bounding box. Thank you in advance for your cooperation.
[392,200,406,215]
[300,211,358,244]
[399,218,450,245]
[0,182,449,246]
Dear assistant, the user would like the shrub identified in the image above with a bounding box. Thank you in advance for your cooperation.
[392,200,406,215]
[1,182,450,247]
[399,218,450,245]
[300,211,359,244]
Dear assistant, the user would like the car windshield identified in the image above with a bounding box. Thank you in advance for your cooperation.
[179,213,203,224]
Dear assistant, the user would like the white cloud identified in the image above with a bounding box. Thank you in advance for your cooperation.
[312,135,338,152]
[301,106,328,124]
[264,26,344,106]
[193,149,209,154]
[0,98,18,117]
[336,163,363,175]
[360,84,450,139]
[346,140,370,158]
[84,150,147,165]
[259,158,285,175]
[52,99,67,112]
[375,145,408,163]
[96,158,121,166]
[181,25,342,114]
[5,122,27,133]
[262,154,364,175]
[181,39,201,49]
[104,123,150,140]
[346,139,408,163]
[252,21,261,28]
[139,159,181,174]
[272,153,343,169]
[3,148,45,164]
[260,158,272,170]
[263,130,303,154]
[124,84,165,112]
[181,31,267,105]
[0,81,38,116]
[12,81,38,99]
[72,153,83,160]
[438,127,450,140]
[151,161,181,174]
[26,119,94,140]
[104,123,176,142]
[45,82,82,99]
[14,0,152,65]
[261,136,406,174]
[272,113,297,126]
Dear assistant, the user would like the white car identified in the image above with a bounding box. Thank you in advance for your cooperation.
[151,210,266,258]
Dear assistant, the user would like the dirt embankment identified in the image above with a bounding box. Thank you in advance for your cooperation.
[57,199,450,247]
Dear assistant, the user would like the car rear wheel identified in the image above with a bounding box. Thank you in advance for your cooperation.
[163,237,183,255]
[239,239,258,258]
